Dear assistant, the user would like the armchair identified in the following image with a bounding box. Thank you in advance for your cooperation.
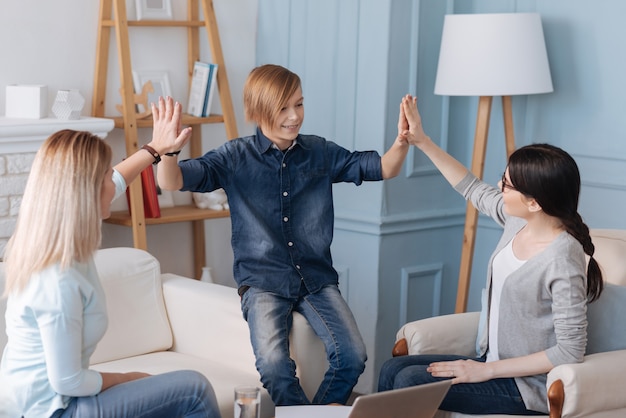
[392,229,626,418]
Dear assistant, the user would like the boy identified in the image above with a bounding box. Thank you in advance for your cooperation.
[158,64,410,405]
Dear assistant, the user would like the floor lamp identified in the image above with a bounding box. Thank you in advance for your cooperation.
[433,13,553,313]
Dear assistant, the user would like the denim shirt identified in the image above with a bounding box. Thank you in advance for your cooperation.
[179,129,382,298]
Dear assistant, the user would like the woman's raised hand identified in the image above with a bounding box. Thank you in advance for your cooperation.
[150,96,192,155]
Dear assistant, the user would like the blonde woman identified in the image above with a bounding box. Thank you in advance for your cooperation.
[1,97,221,418]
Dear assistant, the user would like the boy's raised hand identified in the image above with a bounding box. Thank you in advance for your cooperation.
[401,95,430,147]
[397,94,410,144]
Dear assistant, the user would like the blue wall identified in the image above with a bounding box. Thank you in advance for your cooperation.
[256,0,626,392]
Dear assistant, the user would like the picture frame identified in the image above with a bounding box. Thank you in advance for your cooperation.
[135,0,173,20]
[132,70,172,114]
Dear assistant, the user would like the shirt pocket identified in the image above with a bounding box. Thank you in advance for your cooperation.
[299,168,328,179]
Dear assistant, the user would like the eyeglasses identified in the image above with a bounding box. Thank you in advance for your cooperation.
[501,173,516,192]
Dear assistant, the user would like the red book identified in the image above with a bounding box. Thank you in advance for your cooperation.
[126,166,161,218]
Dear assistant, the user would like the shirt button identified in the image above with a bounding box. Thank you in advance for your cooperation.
[283,191,288,196]
[283,163,286,168]
[283,217,289,222]
[288,242,294,247]
[296,265,301,269]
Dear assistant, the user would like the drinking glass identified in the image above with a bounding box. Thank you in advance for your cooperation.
[234,386,260,418]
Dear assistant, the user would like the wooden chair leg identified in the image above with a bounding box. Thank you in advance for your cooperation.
[392,338,408,357]
[547,379,564,418]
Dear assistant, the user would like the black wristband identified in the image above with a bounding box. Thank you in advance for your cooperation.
[141,144,161,165]
[164,150,181,157]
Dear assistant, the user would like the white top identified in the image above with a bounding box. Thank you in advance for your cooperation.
[486,238,526,362]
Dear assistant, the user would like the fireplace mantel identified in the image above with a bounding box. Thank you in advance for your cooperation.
[0,117,115,154]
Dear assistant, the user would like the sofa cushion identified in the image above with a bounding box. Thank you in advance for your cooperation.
[90,248,172,364]
[586,282,626,355]
[90,351,273,418]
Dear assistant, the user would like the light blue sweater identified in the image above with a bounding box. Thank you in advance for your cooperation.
[456,174,587,414]
[2,260,107,417]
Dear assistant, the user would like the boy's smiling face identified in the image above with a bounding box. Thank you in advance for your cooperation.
[260,87,304,150]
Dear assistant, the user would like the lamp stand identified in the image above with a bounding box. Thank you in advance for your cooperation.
[455,95,516,313]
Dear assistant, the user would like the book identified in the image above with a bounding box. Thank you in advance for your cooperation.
[202,63,218,117]
[126,165,161,218]
[187,61,212,117]
[141,166,161,218]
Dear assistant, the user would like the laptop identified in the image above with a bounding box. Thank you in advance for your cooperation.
[275,379,452,418]
[348,380,452,418]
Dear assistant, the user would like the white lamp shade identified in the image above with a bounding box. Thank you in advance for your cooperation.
[434,13,553,96]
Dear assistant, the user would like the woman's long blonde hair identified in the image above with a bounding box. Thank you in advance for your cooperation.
[3,130,112,296]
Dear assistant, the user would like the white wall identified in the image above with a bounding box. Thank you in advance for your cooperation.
[0,0,258,283]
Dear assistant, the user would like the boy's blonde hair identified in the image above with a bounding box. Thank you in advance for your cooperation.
[243,64,301,130]
[3,130,112,296]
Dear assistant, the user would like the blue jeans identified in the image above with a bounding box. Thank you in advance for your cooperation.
[54,370,220,418]
[241,284,366,406]
[378,354,543,415]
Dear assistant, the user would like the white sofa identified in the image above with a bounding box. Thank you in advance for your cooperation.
[393,229,626,418]
[0,247,328,418]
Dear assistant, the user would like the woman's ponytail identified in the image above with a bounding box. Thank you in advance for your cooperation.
[562,214,603,302]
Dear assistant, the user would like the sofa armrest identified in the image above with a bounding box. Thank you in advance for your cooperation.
[161,275,258,375]
[161,275,326,399]
[547,349,626,417]
[396,312,480,357]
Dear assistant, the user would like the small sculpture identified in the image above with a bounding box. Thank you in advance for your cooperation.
[192,188,229,211]
[52,89,85,120]
[116,80,154,119]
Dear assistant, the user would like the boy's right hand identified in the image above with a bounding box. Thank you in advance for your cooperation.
[401,95,431,148]
[397,94,410,144]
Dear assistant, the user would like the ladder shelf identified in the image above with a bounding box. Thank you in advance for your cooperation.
[92,0,238,278]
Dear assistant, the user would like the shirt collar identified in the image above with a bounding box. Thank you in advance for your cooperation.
[255,127,299,153]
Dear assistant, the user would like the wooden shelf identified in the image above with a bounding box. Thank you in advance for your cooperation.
[109,113,225,129]
[102,20,207,28]
[93,0,239,279]
[105,205,230,226]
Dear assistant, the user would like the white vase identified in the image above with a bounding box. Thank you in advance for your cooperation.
[200,266,214,283]
[52,89,85,120]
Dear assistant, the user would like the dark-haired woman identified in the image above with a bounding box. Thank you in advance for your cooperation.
[377,96,603,416]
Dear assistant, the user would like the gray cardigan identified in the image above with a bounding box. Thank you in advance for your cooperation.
[455,174,587,413]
